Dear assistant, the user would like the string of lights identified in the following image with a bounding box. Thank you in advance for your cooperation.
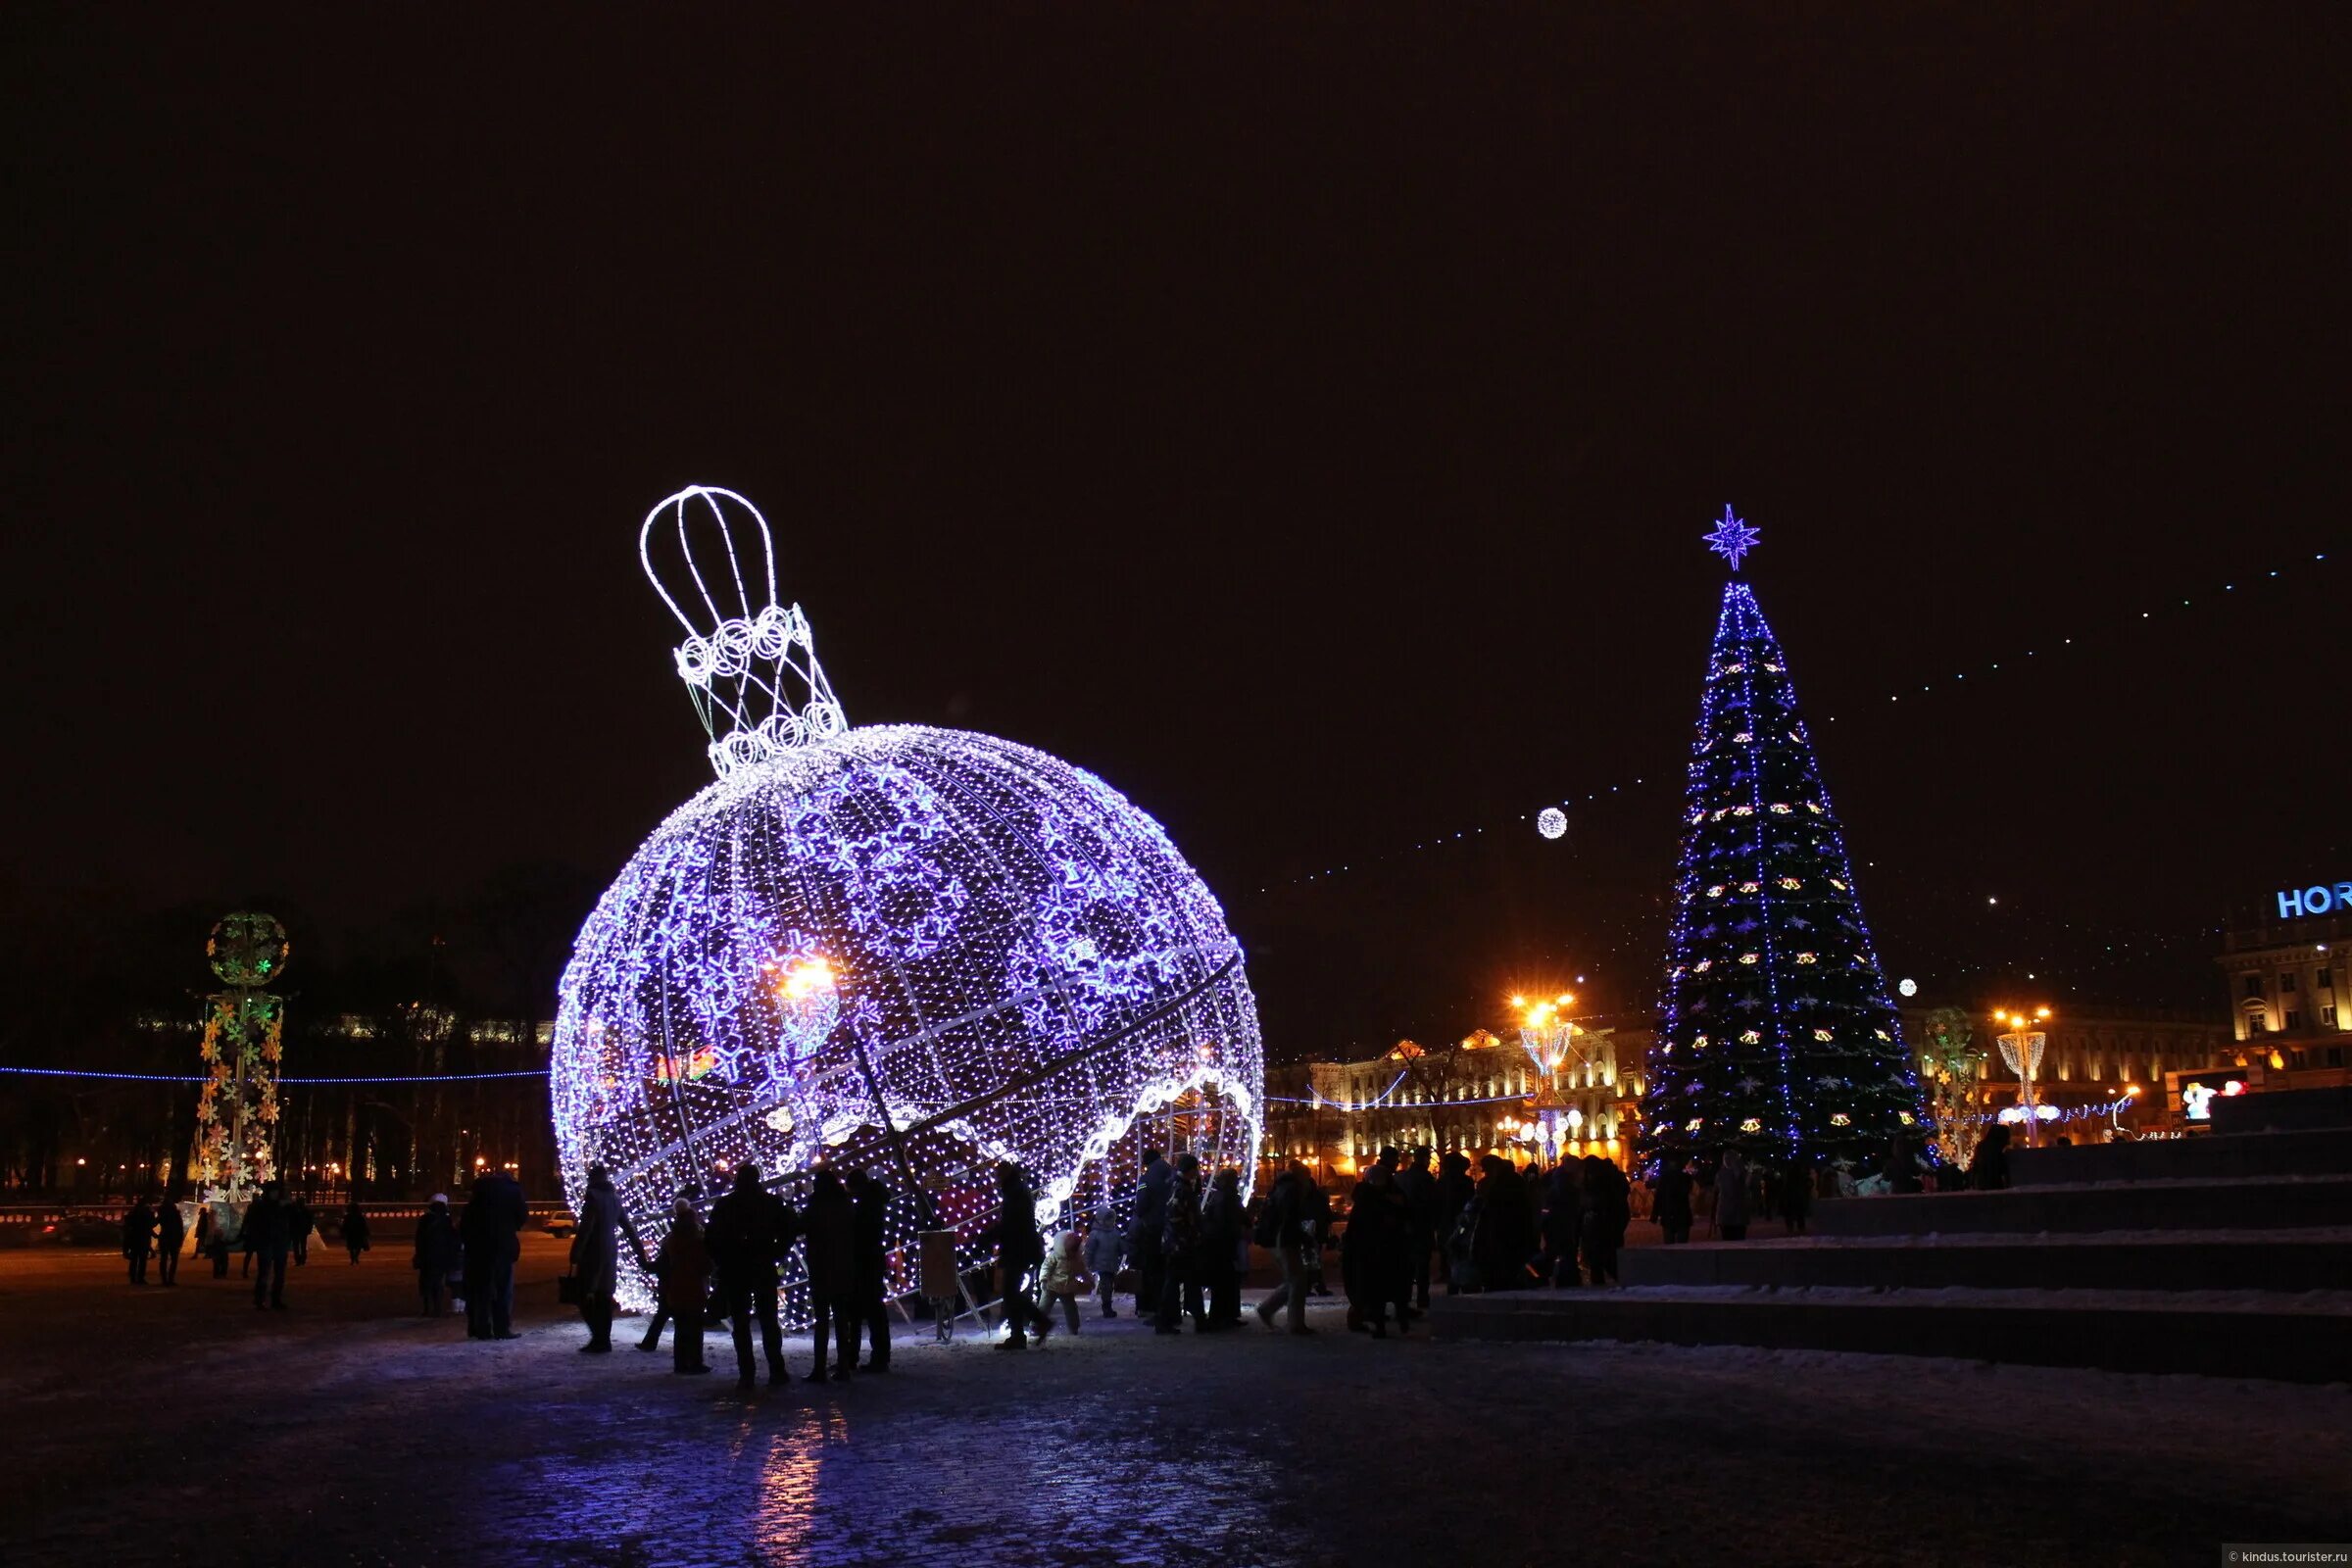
[1263,1070,1409,1110]
[0,1065,549,1085]
[1255,545,2337,894]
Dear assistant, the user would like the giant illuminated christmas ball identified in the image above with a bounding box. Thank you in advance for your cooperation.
[551,487,1262,1317]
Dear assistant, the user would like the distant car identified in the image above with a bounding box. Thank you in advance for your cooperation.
[541,1210,578,1238]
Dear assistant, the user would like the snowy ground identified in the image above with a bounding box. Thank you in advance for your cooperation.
[5,1240,2348,1567]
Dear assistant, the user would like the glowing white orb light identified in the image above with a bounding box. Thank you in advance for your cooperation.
[552,486,1263,1320]
[1537,807,1568,840]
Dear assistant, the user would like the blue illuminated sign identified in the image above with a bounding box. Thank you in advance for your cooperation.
[2276,882,2352,919]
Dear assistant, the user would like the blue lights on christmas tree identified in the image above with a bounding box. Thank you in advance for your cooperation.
[1641,514,1925,1166]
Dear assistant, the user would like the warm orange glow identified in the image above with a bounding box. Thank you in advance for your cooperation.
[778,956,838,1003]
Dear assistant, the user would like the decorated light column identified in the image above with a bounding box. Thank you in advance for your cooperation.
[1994,1005,2053,1149]
[193,912,290,1201]
[1515,993,1582,1161]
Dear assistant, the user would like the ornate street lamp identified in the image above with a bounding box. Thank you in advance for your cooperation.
[1993,1006,2053,1149]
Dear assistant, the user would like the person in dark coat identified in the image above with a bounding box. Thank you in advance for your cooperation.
[1969,1125,2012,1192]
[1395,1148,1440,1309]
[1539,1157,1585,1287]
[1434,1152,1477,1293]
[122,1196,156,1286]
[655,1198,712,1375]
[571,1164,623,1353]
[1154,1152,1203,1334]
[286,1195,314,1265]
[1250,1161,1317,1335]
[1578,1155,1631,1286]
[1197,1166,1246,1330]
[1304,1179,1335,1295]
[988,1161,1054,1348]
[1652,1159,1694,1245]
[460,1168,527,1340]
[413,1194,459,1317]
[1715,1150,1752,1240]
[1781,1152,1815,1235]
[341,1201,371,1264]
[1083,1204,1125,1320]
[243,1182,292,1309]
[1129,1150,1172,1325]
[637,1182,705,1353]
[1469,1155,1536,1293]
[845,1169,892,1373]
[800,1169,858,1382]
[155,1198,184,1286]
[1341,1163,1412,1335]
[1880,1134,1924,1195]
[707,1162,795,1389]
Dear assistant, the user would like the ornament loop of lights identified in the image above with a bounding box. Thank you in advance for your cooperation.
[640,486,848,779]
[558,486,1265,1324]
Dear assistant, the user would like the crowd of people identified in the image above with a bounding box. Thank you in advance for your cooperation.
[113,1132,1995,1385]
[118,1182,377,1306]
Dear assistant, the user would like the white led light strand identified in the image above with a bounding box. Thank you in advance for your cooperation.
[556,487,1265,1323]
[1259,545,2338,895]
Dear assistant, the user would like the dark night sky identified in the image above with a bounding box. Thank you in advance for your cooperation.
[3,6,2343,1057]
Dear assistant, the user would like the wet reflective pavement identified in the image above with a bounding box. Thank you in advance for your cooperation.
[8,1243,2348,1566]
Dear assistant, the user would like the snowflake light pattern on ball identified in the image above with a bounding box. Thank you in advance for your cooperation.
[552,487,1264,1321]
[1536,807,1568,840]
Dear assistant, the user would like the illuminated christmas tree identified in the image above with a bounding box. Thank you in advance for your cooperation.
[1638,510,1924,1167]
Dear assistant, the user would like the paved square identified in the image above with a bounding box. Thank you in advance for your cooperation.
[6,1241,2345,1566]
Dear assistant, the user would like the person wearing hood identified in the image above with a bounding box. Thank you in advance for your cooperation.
[1082,1204,1125,1319]
[637,1183,705,1352]
[572,1164,623,1352]
[800,1169,858,1382]
[1039,1219,1091,1335]
[1714,1150,1752,1241]
[1129,1150,1173,1325]
[413,1194,459,1317]
[845,1168,893,1373]
[655,1197,713,1375]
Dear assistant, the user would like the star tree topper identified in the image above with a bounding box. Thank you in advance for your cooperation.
[1703,505,1760,571]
